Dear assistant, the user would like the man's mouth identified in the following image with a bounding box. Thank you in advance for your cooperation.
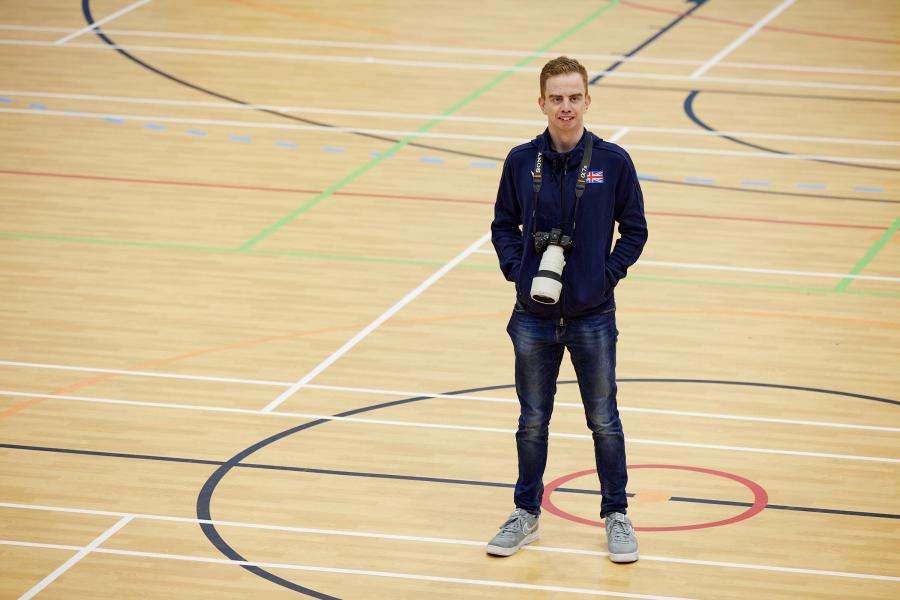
[559,115,574,122]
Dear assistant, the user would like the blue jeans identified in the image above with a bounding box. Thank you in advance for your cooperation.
[507,304,628,517]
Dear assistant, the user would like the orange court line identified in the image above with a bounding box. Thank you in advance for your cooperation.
[0,311,505,420]
[2,308,896,421]
[0,168,885,230]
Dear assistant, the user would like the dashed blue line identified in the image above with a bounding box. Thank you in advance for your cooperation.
[103,117,124,124]
[322,146,345,153]
[29,103,48,110]
[637,173,659,181]
[230,135,252,143]
[685,177,714,184]
[854,186,883,193]
[144,123,166,130]
[797,183,826,189]
[369,151,395,159]
[740,180,770,187]
[470,161,497,168]
[186,129,208,137]
[275,141,299,148]
[420,156,446,164]
[64,111,83,116]
[0,97,12,103]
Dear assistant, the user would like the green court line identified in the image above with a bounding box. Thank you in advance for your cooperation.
[236,0,623,252]
[0,231,239,253]
[4,231,899,298]
[834,216,900,292]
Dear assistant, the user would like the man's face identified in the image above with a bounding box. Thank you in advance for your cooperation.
[539,72,591,139]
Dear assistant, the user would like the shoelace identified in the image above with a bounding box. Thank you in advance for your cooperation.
[607,517,633,543]
[500,510,530,534]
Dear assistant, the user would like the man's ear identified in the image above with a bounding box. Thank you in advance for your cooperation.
[538,96,546,114]
[584,93,591,111]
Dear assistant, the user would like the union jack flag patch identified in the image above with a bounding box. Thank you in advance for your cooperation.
[586,170,604,184]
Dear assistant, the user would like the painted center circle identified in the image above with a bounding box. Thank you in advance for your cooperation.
[542,464,769,532]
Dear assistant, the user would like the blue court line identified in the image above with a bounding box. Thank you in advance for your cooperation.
[7,97,890,194]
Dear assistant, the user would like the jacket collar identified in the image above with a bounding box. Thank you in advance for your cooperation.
[534,128,590,166]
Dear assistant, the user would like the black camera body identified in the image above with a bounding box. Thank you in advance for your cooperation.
[533,227,573,254]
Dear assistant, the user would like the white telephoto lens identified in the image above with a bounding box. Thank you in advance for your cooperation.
[530,244,565,304]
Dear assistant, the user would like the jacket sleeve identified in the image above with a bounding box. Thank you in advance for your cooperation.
[491,155,524,283]
[606,152,648,287]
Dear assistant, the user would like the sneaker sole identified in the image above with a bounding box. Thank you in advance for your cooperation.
[608,550,639,563]
[485,532,539,556]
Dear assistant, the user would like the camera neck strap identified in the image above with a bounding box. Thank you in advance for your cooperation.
[531,132,594,241]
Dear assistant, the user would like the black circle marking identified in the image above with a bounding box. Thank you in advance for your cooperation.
[196,379,896,597]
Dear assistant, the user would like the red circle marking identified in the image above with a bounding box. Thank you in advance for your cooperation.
[541,464,768,532]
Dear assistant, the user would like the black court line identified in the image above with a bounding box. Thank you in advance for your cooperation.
[2,442,896,522]
[79,2,897,208]
[684,90,900,173]
[7,378,898,598]
[80,0,499,163]
[192,379,898,597]
[589,0,708,84]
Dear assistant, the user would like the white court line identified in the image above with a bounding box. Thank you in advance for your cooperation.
[3,107,899,166]
[0,360,289,386]
[637,261,900,283]
[4,24,899,77]
[691,0,797,80]
[262,232,492,412]
[1,390,897,463]
[54,0,152,45]
[4,89,899,147]
[3,386,897,433]
[1,502,898,582]
[1,539,690,599]
[18,516,133,599]
[2,362,898,432]
[2,38,899,93]
[606,127,630,144]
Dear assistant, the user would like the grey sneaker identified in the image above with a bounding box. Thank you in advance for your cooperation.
[486,508,539,556]
[605,512,639,563]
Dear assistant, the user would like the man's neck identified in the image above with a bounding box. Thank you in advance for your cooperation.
[548,127,583,153]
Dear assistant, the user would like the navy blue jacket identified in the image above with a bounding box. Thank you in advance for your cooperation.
[491,129,648,319]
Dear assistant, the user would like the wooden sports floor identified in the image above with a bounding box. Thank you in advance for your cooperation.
[1,1,898,598]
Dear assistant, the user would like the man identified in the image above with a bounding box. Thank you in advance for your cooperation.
[488,56,648,563]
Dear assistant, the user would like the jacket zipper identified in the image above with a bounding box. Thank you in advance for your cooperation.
[558,158,567,322]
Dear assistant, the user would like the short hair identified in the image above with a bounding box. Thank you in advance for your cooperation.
[540,56,589,97]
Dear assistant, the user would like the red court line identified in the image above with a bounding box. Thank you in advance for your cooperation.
[621,1,900,46]
[0,167,884,230]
